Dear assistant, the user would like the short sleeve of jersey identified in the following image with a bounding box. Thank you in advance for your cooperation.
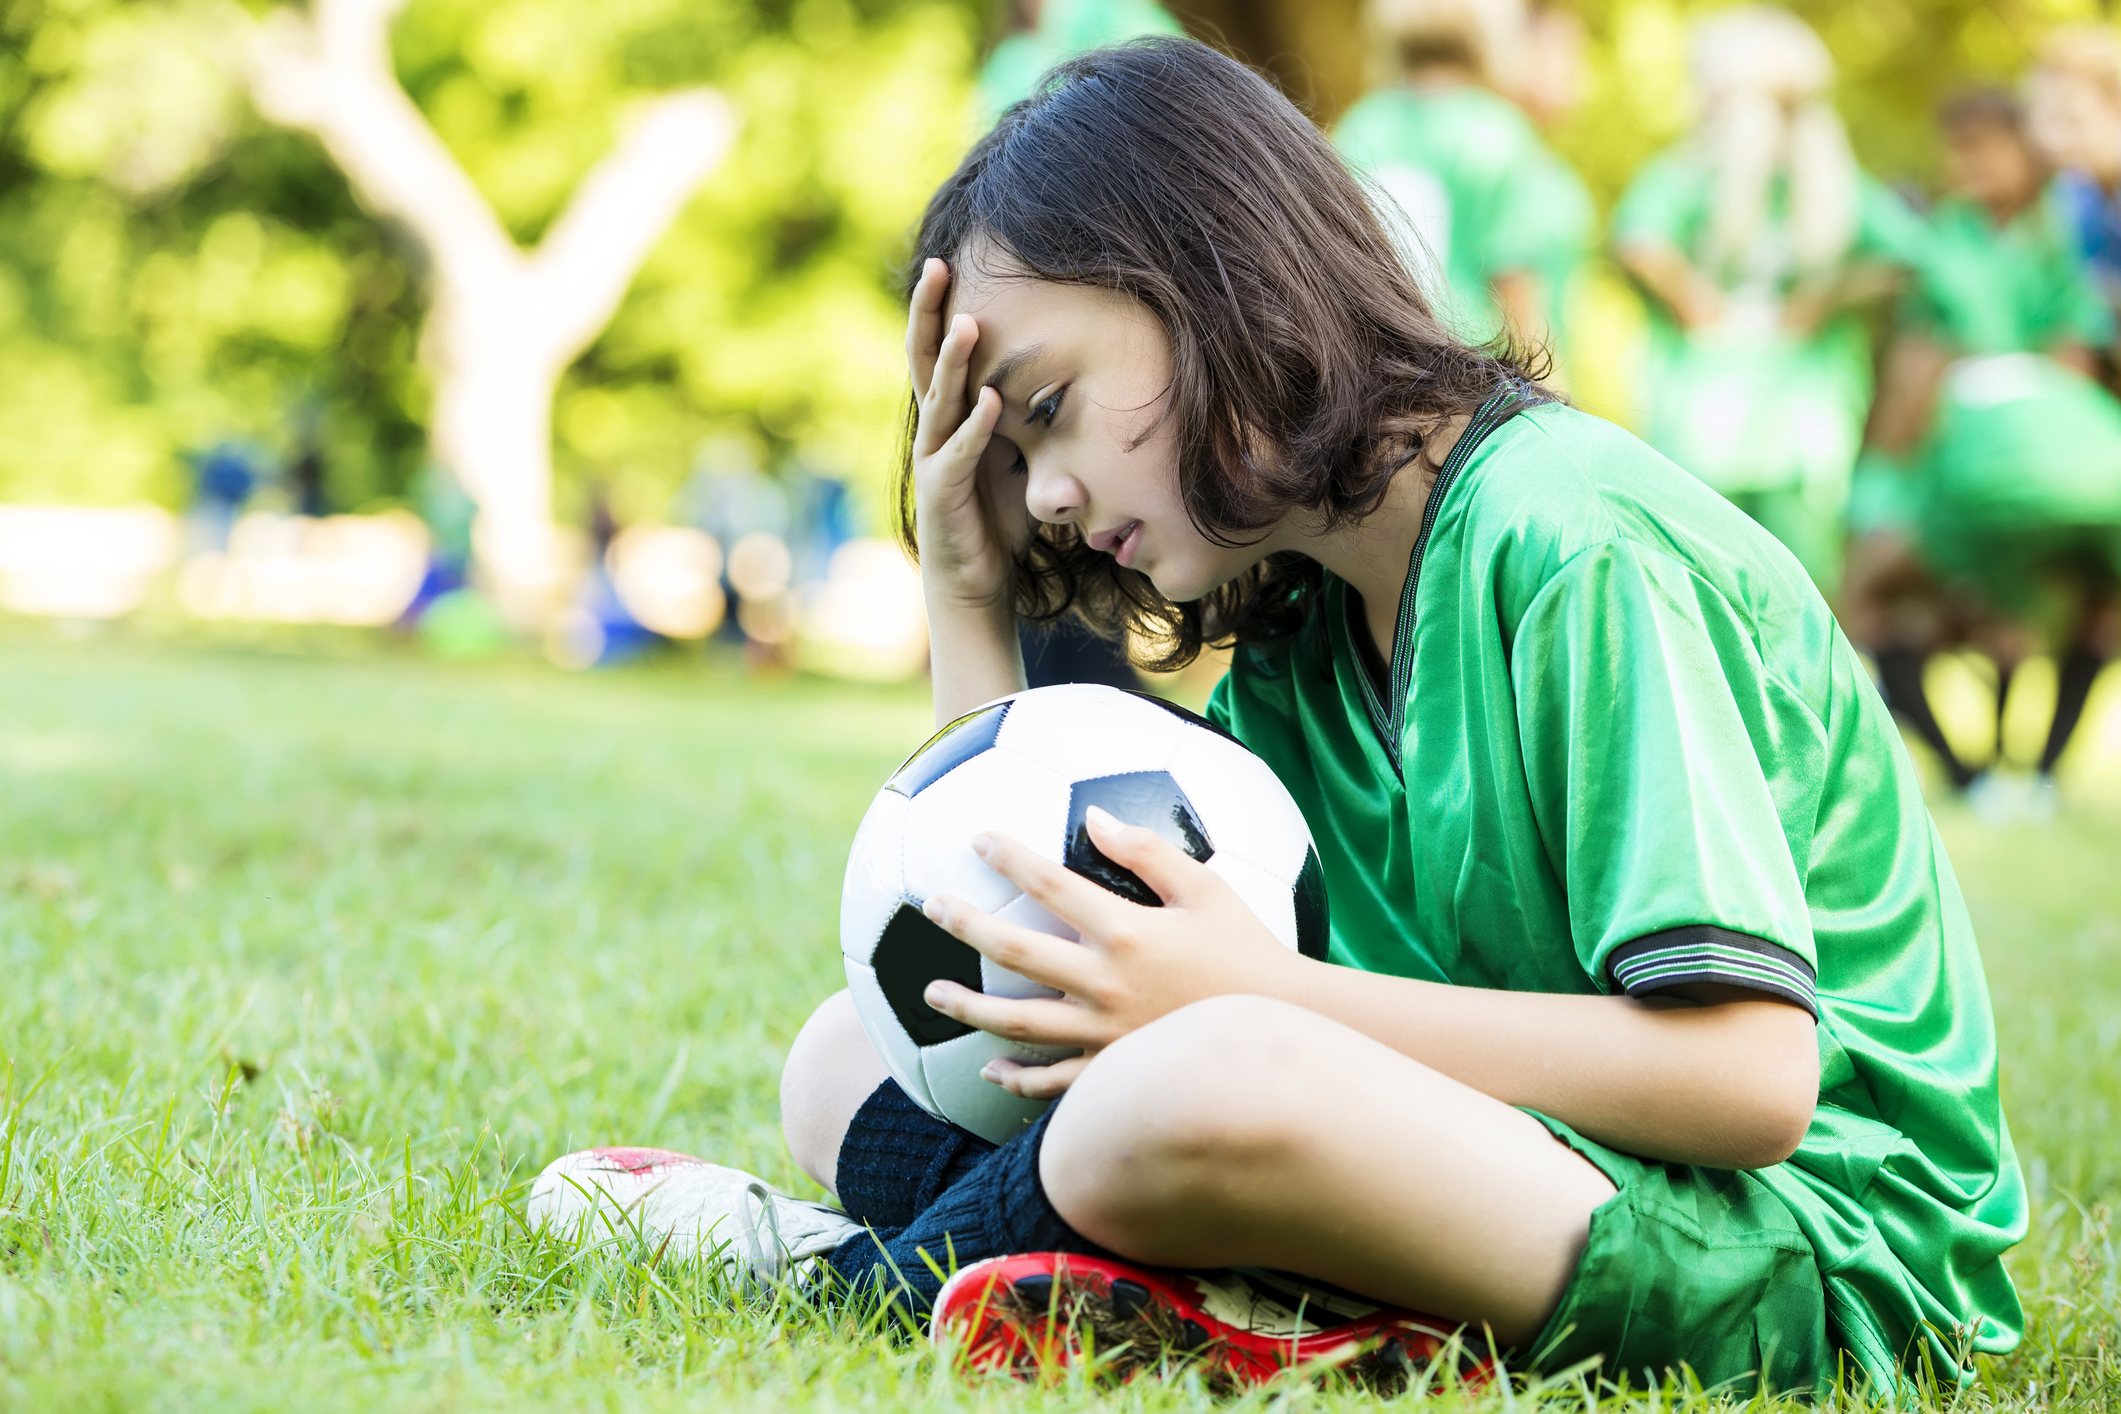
[1510,538,1820,1014]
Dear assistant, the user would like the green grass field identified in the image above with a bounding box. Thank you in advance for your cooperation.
[0,635,2116,1411]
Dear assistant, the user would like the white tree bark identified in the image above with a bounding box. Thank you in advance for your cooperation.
[246,0,737,620]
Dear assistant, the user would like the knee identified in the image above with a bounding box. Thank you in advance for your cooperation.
[780,989,890,1196]
[1043,995,1317,1236]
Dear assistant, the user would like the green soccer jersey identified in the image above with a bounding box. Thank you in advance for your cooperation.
[1911,188,2114,355]
[1208,397,2026,1387]
[1333,84,1562,343]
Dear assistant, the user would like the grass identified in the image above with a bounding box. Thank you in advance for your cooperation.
[0,630,2116,1412]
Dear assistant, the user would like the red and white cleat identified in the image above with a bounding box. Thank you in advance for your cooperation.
[932,1252,1487,1391]
[528,1146,858,1286]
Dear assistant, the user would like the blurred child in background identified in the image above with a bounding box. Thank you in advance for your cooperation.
[2027,27,2121,358]
[1613,6,1921,590]
[1334,0,1585,378]
[1850,90,2121,815]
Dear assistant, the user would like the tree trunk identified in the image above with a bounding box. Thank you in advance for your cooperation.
[1167,0,1368,121]
[245,0,736,623]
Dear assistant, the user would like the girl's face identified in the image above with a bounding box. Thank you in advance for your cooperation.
[948,265,1269,603]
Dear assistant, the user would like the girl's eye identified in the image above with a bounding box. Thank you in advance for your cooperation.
[1033,390,1065,427]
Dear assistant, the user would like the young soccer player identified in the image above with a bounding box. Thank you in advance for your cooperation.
[1848,90,2120,808]
[1612,7,1922,590]
[531,39,2024,1395]
[1333,0,1584,374]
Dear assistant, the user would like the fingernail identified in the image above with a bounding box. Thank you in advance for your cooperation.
[971,833,996,859]
[979,1063,999,1082]
[925,982,947,1006]
[923,896,945,921]
[1087,805,1121,829]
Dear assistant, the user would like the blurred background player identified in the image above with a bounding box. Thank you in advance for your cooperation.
[1333,0,1585,381]
[1851,91,2121,814]
[2027,26,2121,362]
[1612,5,1920,591]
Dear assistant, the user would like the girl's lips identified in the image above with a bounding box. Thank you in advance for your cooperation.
[1114,520,1143,569]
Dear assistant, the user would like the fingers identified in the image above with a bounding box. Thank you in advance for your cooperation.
[923,891,1098,996]
[970,832,1134,941]
[916,313,982,457]
[923,981,1103,1051]
[1079,806,1208,907]
[906,258,950,392]
[983,1054,1091,1101]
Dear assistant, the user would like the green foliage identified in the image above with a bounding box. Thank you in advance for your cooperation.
[0,634,2118,1409]
[0,0,981,520]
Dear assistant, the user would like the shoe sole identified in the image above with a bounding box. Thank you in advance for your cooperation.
[934,1253,1482,1392]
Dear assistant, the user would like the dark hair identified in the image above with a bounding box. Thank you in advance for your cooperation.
[897,37,1537,669]
[1939,89,2026,139]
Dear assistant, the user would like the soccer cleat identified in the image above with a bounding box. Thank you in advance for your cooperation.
[528,1146,859,1285]
[931,1252,1484,1391]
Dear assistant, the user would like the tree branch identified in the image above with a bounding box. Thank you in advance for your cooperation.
[247,0,520,294]
[526,91,739,368]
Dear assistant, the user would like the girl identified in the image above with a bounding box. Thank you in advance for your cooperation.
[532,38,2022,1395]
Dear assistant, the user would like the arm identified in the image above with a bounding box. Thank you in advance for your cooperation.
[902,260,1031,725]
[1271,962,1817,1170]
[1615,239,1723,330]
[923,816,1818,1172]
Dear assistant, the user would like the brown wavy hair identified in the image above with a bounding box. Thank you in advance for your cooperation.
[896,36,1542,670]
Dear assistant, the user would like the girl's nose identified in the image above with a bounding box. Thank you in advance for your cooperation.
[1024,462,1086,526]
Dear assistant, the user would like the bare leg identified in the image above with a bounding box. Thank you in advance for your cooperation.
[1041,995,1616,1348]
[780,990,889,1198]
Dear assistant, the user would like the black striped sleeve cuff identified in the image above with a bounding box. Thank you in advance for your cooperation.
[1607,926,1818,1016]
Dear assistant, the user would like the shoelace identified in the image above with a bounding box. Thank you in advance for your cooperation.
[741,1179,788,1283]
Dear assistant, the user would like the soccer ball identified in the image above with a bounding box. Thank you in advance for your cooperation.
[839,683,1329,1145]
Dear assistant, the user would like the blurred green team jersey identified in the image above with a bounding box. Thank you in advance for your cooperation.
[1333,84,1572,342]
[1611,149,1925,583]
[977,0,1185,121]
[1208,396,2025,1387]
[1910,189,2114,354]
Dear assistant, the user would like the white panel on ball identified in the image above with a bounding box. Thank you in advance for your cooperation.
[1203,853,1301,954]
[993,684,1182,782]
[1165,730,1312,880]
[839,788,911,963]
[844,958,934,1110]
[901,749,1072,914]
[920,1029,1070,1145]
[983,894,1073,1000]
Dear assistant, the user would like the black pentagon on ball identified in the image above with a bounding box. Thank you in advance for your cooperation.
[1294,845,1331,961]
[871,901,982,1047]
[1064,771,1212,908]
[887,700,1010,798]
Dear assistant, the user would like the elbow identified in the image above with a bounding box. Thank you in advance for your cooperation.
[1725,1023,1821,1170]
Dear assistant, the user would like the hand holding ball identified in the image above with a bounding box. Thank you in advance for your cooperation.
[839,684,1329,1144]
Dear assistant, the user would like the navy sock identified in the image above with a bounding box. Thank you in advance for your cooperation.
[832,1080,997,1230]
[821,1104,1106,1317]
